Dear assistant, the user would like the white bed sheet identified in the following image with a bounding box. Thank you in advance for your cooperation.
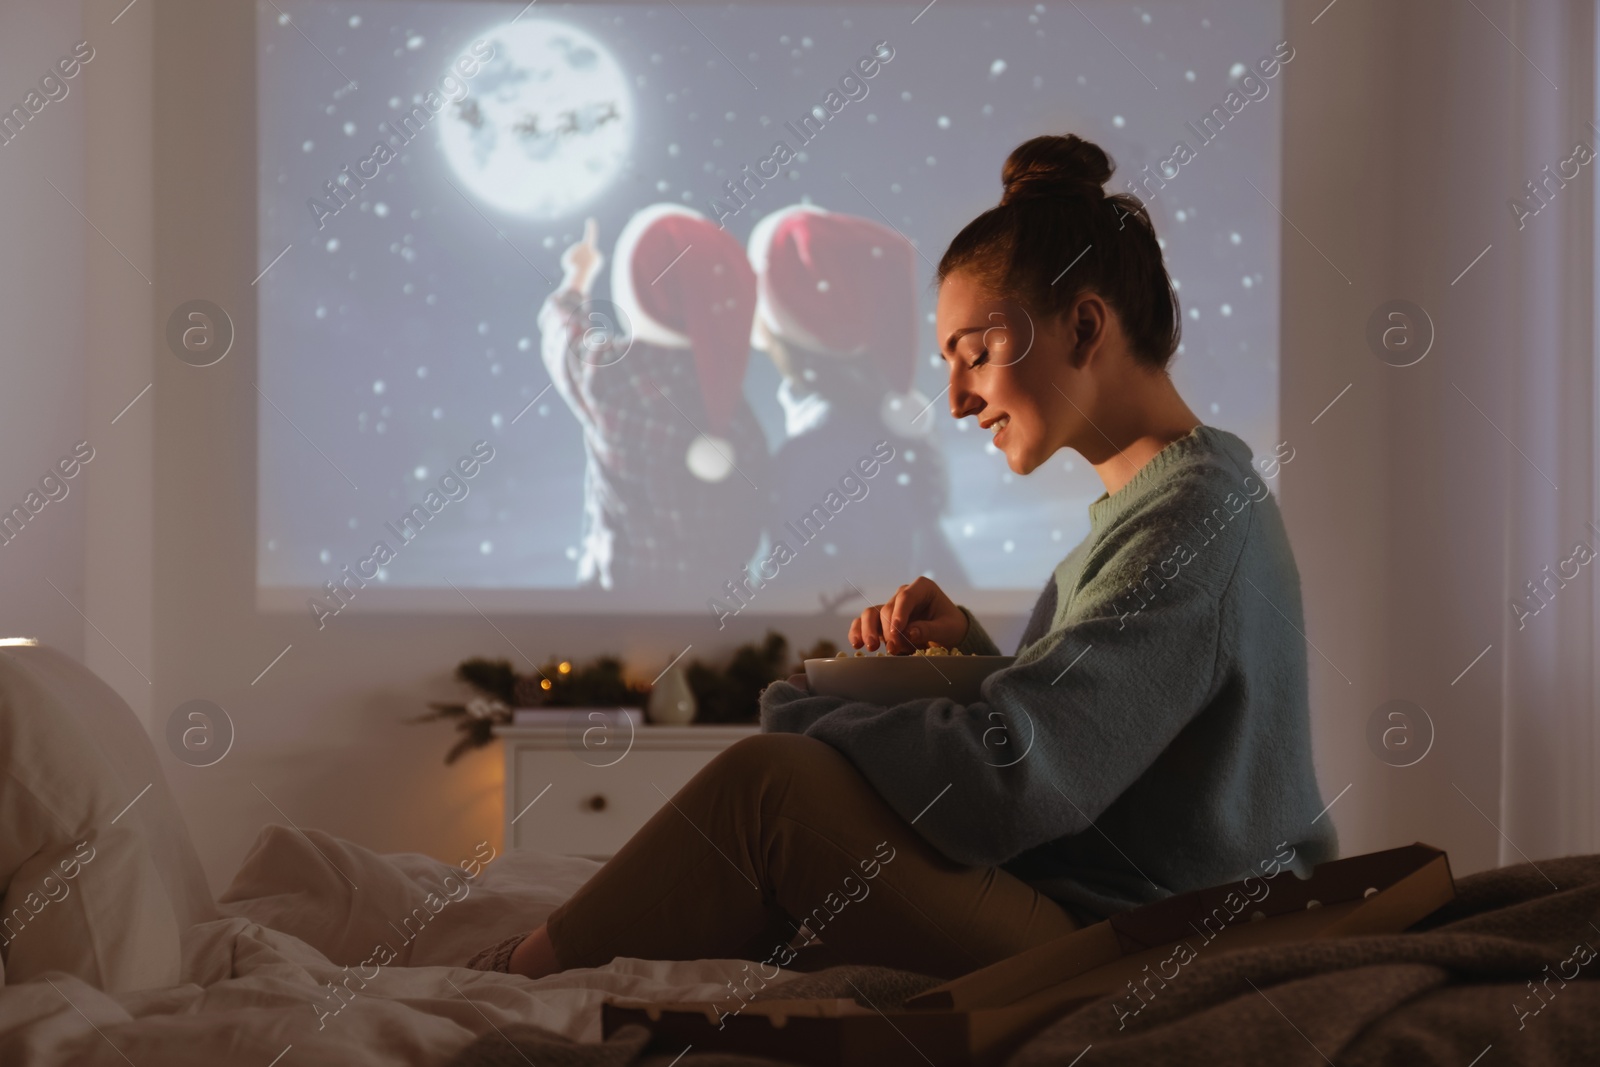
[0,826,799,1066]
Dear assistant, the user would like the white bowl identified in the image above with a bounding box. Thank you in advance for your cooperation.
[803,654,1015,706]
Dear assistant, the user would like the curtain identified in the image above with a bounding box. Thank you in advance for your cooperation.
[1499,0,1597,863]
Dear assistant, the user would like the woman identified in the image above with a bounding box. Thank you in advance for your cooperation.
[473,133,1337,981]
[538,205,769,598]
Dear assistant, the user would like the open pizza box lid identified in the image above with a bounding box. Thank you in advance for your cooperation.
[602,843,1455,1067]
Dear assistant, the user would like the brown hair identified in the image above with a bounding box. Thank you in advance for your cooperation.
[936,133,1181,370]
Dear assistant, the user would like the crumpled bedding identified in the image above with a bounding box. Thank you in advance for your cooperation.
[10,824,1596,1067]
[1010,854,1600,1066]
[452,856,1600,1067]
[0,825,805,1066]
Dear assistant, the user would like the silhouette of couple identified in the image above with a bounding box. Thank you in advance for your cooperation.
[537,202,968,605]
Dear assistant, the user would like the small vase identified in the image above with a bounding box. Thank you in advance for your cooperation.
[647,664,697,725]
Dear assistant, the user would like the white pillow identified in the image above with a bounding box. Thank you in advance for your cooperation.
[0,643,215,991]
[219,824,598,969]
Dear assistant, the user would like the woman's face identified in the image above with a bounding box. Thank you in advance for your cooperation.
[936,269,1085,475]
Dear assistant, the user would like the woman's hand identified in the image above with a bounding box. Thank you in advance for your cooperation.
[849,577,970,655]
[561,217,603,293]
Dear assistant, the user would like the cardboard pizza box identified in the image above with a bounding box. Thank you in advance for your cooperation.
[602,843,1455,1067]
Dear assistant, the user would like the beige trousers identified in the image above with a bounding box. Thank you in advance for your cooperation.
[544,732,1079,981]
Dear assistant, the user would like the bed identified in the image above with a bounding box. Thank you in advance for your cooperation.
[4,643,1597,1067]
[0,642,809,1066]
[2,834,806,1066]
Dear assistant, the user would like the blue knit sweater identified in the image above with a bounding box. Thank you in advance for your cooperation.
[759,424,1338,921]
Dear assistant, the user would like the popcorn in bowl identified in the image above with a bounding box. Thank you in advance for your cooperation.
[835,641,965,658]
[809,644,1011,703]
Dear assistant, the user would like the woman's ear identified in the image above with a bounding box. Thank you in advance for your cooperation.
[1039,307,1074,364]
[1068,293,1109,368]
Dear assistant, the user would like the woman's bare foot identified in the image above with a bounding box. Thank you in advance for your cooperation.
[507,923,562,980]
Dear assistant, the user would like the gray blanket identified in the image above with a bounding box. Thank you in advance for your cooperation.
[446,856,1600,1067]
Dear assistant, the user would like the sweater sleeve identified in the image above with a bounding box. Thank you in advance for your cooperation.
[538,287,598,426]
[758,469,1253,868]
[953,606,1003,656]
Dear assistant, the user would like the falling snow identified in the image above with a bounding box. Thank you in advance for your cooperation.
[257,0,1281,597]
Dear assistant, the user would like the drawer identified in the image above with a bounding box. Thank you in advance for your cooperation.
[508,745,723,858]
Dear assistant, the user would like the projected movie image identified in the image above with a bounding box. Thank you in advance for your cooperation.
[257,0,1283,614]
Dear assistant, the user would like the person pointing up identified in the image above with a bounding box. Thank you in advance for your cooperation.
[537,206,769,600]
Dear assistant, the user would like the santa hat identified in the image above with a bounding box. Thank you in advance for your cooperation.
[747,204,932,436]
[611,203,757,481]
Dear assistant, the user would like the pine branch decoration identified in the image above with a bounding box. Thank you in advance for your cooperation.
[414,634,828,759]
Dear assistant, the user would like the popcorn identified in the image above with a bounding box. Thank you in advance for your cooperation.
[834,641,965,658]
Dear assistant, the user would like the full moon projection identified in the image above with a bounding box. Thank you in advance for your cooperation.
[437,19,635,219]
[256,0,1284,615]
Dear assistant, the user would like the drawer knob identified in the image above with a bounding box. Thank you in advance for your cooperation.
[583,793,608,812]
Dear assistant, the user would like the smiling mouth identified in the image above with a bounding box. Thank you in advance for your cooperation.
[986,414,1011,445]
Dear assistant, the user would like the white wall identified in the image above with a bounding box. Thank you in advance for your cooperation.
[0,0,89,658]
[10,0,1585,893]
[1281,0,1596,874]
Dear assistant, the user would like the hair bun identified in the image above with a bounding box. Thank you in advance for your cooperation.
[999,134,1114,205]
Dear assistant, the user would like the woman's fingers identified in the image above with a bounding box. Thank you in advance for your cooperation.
[851,606,884,650]
[891,582,948,652]
[848,580,961,653]
[878,604,905,653]
[862,607,886,651]
[880,585,919,654]
[582,216,598,247]
[889,580,936,637]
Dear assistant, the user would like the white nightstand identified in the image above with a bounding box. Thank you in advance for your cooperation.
[498,722,760,859]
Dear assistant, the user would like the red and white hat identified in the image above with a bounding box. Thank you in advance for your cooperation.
[611,203,758,481]
[747,204,932,437]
